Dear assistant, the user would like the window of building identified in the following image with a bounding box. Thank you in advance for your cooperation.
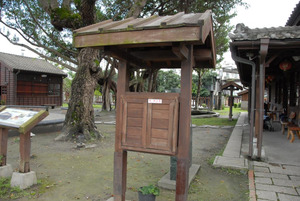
[48,84,60,96]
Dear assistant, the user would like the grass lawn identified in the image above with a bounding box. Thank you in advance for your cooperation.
[192,117,237,126]
[214,107,247,116]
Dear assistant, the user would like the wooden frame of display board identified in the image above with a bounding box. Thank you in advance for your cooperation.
[0,106,48,173]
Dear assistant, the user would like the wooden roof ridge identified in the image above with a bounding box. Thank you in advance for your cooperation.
[221,81,243,90]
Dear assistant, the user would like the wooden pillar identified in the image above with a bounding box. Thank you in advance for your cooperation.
[176,45,193,201]
[229,87,233,121]
[113,60,129,201]
[0,128,8,166]
[257,63,265,158]
[255,71,260,138]
[257,38,269,158]
[19,131,31,173]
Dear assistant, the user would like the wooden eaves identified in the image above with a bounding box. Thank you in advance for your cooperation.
[221,81,243,91]
[73,11,216,69]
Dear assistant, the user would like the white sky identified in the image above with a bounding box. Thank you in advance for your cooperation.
[0,0,299,62]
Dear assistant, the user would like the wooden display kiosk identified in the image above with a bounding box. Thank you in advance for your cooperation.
[73,11,216,201]
[0,106,48,189]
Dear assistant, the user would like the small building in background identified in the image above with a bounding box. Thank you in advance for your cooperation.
[0,52,66,106]
[237,90,248,110]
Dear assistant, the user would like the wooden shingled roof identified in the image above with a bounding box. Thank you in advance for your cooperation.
[73,11,216,69]
[221,81,243,91]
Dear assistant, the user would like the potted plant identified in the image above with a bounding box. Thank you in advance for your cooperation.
[138,184,160,201]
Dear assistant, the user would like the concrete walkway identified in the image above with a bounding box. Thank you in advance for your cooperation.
[214,112,300,201]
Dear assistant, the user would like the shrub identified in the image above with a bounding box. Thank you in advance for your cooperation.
[238,102,241,108]
[234,103,237,108]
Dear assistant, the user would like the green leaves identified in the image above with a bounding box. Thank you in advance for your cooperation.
[138,184,160,196]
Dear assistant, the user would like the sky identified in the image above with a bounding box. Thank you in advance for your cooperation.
[0,0,299,63]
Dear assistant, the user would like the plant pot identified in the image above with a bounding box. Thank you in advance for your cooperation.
[138,191,156,201]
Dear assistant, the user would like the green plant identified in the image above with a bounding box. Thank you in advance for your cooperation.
[138,185,160,196]
[238,102,241,108]
[0,100,5,105]
[202,103,207,108]
[234,103,237,108]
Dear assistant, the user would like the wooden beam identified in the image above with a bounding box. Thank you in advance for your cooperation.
[19,131,31,173]
[0,128,8,166]
[131,49,178,61]
[172,44,189,60]
[105,47,148,68]
[194,49,213,60]
[74,27,201,48]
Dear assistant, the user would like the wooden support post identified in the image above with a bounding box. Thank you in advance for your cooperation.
[113,60,129,201]
[255,73,260,138]
[19,131,31,173]
[0,128,8,166]
[257,39,269,159]
[176,45,193,201]
[229,87,233,121]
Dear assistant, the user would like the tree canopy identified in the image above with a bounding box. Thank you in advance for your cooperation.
[0,0,247,139]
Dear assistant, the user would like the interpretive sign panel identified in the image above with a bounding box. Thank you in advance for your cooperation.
[0,107,48,134]
[0,108,38,128]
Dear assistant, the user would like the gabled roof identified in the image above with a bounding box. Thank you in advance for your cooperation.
[229,23,300,41]
[221,81,243,91]
[73,11,216,69]
[237,90,248,96]
[0,52,66,76]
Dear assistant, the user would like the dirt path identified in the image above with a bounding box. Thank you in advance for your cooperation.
[5,112,248,201]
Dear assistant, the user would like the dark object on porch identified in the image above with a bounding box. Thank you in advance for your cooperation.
[280,112,296,135]
[0,52,66,106]
[263,115,274,131]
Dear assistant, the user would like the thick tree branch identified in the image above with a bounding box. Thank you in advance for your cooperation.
[22,0,78,57]
[0,31,77,71]
[2,19,78,66]
[127,0,148,18]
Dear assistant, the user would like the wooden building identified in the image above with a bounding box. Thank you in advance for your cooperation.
[0,52,66,106]
[229,2,300,157]
[237,90,248,110]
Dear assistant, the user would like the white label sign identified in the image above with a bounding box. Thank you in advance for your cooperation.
[148,99,162,104]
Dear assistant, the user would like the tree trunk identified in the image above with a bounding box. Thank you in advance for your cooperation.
[57,47,102,141]
[195,70,201,109]
[102,81,112,111]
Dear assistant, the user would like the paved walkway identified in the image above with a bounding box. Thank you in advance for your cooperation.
[214,112,300,201]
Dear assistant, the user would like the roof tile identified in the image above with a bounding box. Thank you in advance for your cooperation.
[0,52,66,76]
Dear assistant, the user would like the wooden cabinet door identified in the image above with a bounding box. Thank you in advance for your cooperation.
[121,98,147,148]
[121,93,179,155]
[147,98,178,154]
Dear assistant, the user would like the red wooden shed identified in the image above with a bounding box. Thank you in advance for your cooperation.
[0,52,66,106]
